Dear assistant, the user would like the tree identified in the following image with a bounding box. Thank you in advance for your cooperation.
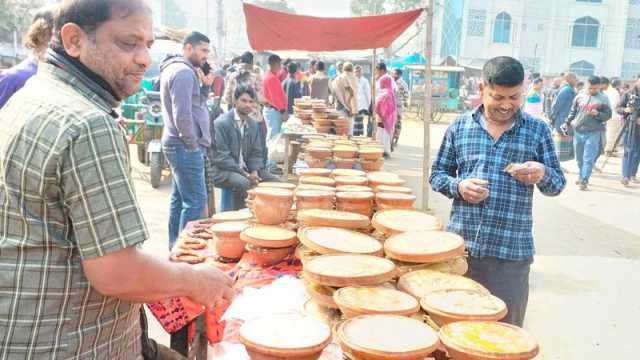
[350,0,426,56]
[252,0,296,14]
[0,0,44,44]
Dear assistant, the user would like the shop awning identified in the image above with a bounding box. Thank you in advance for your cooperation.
[243,3,423,52]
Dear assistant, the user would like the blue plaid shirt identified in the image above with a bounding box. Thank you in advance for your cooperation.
[430,107,566,260]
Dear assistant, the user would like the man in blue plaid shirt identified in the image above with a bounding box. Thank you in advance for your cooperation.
[430,57,566,326]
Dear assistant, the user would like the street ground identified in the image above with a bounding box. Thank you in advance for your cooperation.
[134,112,639,359]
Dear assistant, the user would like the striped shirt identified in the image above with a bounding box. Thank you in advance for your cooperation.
[429,107,566,260]
[0,61,148,359]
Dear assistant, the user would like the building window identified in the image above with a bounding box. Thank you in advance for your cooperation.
[625,18,640,49]
[569,60,596,77]
[467,9,486,37]
[577,0,602,3]
[571,16,600,47]
[632,0,640,6]
[493,12,511,44]
[622,62,640,80]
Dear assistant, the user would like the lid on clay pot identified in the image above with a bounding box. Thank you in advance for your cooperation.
[420,289,507,319]
[333,145,358,151]
[376,192,416,202]
[239,314,331,355]
[384,231,465,264]
[367,171,399,180]
[210,210,253,223]
[295,190,335,199]
[331,169,366,178]
[303,254,395,287]
[397,269,488,300]
[337,315,439,358]
[439,322,539,359]
[335,191,374,200]
[335,185,372,193]
[298,227,382,256]
[375,185,413,194]
[334,176,368,186]
[240,225,297,248]
[302,276,339,309]
[358,148,385,154]
[298,168,332,177]
[372,210,441,235]
[258,182,296,190]
[299,176,336,187]
[297,209,370,229]
[296,184,336,193]
[208,221,250,236]
[334,287,419,317]
[253,187,294,199]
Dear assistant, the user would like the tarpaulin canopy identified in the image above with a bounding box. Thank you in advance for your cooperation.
[243,3,423,52]
[387,52,428,69]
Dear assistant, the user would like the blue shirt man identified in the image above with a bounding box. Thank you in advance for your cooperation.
[430,56,566,327]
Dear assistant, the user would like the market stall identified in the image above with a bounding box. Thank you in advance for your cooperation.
[145,4,540,359]
[149,158,540,359]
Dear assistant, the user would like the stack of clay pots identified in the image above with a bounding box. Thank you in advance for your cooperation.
[293,97,314,125]
[311,101,331,134]
[328,110,350,136]
[332,141,359,169]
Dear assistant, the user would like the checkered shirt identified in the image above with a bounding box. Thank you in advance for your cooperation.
[429,106,566,260]
[0,62,148,359]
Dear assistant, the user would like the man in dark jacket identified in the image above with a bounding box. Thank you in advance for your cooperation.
[550,73,577,133]
[212,85,278,210]
[563,76,612,190]
[616,76,640,185]
[160,31,213,248]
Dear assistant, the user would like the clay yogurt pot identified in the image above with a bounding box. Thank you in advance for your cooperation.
[208,221,251,260]
[296,190,335,211]
[336,191,375,218]
[375,192,417,211]
[252,187,294,225]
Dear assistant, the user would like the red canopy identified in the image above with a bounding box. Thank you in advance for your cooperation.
[243,3,423,52]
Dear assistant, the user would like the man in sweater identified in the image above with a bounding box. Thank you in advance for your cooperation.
[160,31,213,248]
[562,76,612,190]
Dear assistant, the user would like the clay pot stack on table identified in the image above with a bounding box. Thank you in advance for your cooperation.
[293,97,314,125]
[311,101,331,134]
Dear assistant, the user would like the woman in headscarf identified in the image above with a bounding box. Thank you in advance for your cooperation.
[375,74,397,157]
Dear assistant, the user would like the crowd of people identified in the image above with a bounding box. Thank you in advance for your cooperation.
[524,72,640,190]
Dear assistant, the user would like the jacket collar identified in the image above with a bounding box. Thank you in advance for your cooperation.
[45,48,120,112]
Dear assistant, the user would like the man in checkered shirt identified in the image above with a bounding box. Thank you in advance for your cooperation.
[430,57,566,327]
[0,1,233,358]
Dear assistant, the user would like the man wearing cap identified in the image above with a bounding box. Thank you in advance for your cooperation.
[224,51,264,110]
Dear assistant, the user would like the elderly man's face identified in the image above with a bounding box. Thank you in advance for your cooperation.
[76,9,154,99]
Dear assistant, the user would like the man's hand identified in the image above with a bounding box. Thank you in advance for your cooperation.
[282,111,289,122]
[248,171,261,185]
[511,161,546,185]
[625,106,634,114]
[458,179,489,204]
[589,109,599,117]
[187,263,234,308]
[196,69,215,86]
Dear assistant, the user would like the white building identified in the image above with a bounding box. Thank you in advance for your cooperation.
[452,0,640,79]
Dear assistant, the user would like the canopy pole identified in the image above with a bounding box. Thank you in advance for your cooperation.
[422,1,433,211]
[371,48,377,139]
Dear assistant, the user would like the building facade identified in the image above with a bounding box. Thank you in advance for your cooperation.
[446,0,639,79]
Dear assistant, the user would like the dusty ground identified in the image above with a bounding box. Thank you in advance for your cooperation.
[135,112,640,359]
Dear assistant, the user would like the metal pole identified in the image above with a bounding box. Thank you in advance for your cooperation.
[371,48,377,139]
[422,1,434,211]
